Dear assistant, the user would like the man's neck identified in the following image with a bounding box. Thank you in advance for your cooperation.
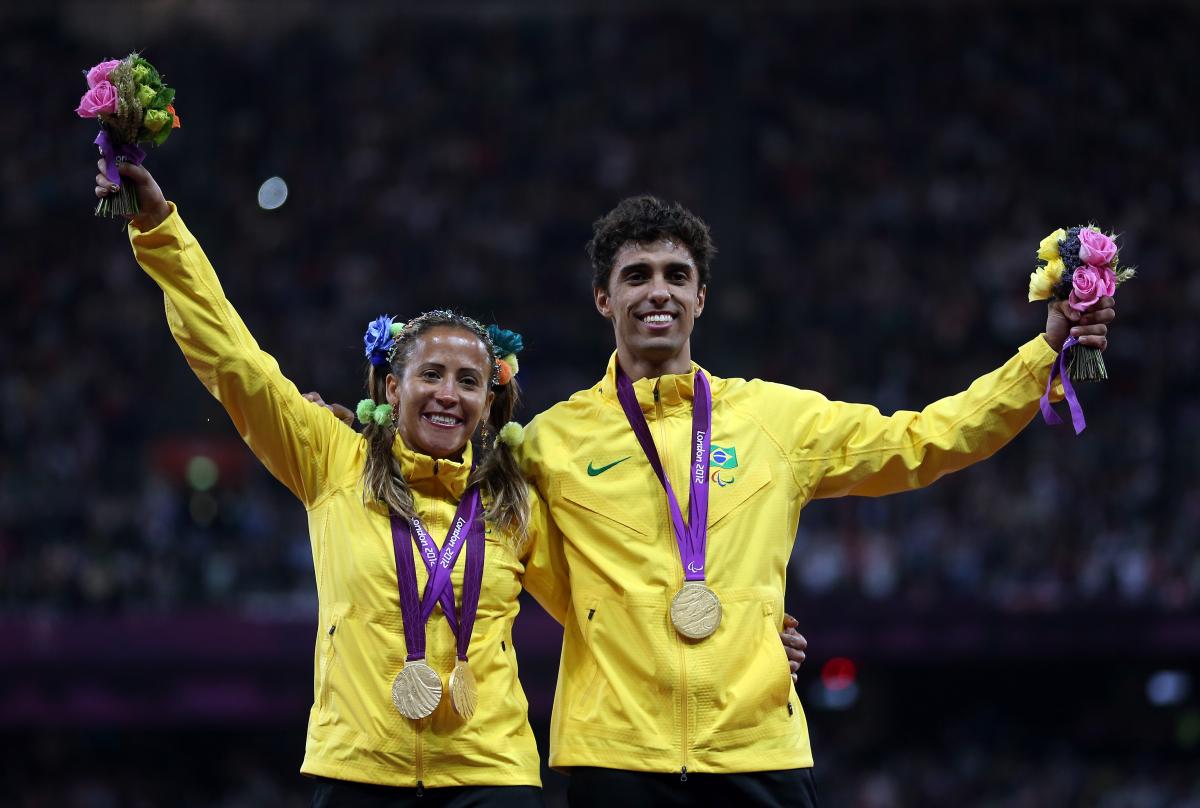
[616,343,694,381]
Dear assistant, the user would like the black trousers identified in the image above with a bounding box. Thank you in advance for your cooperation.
[311,777,543,808]
[565,767,819,808]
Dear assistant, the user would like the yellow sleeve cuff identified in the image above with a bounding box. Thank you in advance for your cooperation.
[127,200,179,240]
[1017,334,1065,402]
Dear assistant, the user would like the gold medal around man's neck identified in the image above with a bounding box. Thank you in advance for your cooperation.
[391,660,442,719]
[670,582,722,639]
[449,659,479,720]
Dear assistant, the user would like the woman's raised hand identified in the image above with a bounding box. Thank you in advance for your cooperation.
[95,158,170,230]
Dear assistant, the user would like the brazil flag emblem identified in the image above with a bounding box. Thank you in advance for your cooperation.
[709,445,738,469]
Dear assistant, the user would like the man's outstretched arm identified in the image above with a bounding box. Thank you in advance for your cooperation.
[793,297,1114,500]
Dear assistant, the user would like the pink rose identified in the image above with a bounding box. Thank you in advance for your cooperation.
[75,81,118,118]
[1078,227,1117,268]
[1068,266,1102,311]
[1099,266,1116,297]
[86,59,121,88]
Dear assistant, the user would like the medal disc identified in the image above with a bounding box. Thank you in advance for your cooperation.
[670,582,722,639]
[391,660,443,719]
[448,659,479,720]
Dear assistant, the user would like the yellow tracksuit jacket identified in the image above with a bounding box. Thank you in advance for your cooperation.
[129,205,569,788]
[520,341,1061,774]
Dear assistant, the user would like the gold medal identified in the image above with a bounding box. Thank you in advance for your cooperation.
[448,659,479,720]
[670,582,722,639]
[391,660,442,719]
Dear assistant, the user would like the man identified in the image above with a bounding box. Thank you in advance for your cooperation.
[518,195,1114,806]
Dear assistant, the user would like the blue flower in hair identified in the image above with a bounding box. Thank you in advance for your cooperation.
[487,324,524,356]
[364,315,396,366]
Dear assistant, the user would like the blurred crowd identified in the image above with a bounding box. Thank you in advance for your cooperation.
[1,4,1197,619]
[818,744,1200,808]
[3,3,1198,805]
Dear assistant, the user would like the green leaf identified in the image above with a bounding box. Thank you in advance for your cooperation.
[151,86,175,109]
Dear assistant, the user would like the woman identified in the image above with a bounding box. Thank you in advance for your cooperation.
[97,159,566,807]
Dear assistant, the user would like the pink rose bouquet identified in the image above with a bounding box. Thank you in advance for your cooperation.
[1028,224,1134,382]
[75,53,181,219]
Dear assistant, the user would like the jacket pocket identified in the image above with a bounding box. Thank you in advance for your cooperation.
[501,628,533,736]
[316,602,350,719]
[564,590,675,748]
[706,459,772,530]
[560,478,650,538]
[479,533,523,618]
[692,592,794,750]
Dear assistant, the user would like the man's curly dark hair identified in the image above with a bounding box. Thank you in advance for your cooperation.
[586,195,716,290]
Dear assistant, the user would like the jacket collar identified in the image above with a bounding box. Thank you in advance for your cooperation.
[391,431,474,500]
[597,351,708,414]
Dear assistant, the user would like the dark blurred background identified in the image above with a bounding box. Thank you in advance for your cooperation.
[3,1,1199,806]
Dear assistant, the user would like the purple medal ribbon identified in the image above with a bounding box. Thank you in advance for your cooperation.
[615,367,713,582]
[407,515,462,636]
[1039,336,1087,435]
[95,131,146,188]
[390,487,486,663]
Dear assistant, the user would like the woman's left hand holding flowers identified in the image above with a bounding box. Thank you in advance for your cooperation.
[94,157,169,230]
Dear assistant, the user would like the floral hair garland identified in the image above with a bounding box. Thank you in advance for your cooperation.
[363,315,403,367]
[357,312,525,428]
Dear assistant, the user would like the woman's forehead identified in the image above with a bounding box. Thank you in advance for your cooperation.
[409,326,490,368]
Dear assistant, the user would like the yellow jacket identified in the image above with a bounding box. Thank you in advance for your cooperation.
[520,340,1061,774]
[130,206,568,789]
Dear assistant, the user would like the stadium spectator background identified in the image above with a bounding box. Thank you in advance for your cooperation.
[2,3,1197,805]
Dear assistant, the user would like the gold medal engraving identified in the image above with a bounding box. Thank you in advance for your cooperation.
[391,660,442,719]
[670,582,722,639]
[448,659,479,720]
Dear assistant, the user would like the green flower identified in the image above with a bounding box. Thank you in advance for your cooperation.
[143,108,171,133]
[130,57,161,87]
[137,84,156,108]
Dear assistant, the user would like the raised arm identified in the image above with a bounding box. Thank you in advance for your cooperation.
[98,160,349,506]
[801,335,1058,499]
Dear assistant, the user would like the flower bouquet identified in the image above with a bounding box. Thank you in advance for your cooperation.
[75,53,180,218]
[1028,225,1134,382]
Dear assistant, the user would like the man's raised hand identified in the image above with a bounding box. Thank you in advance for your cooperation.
[1045,296,1115,353]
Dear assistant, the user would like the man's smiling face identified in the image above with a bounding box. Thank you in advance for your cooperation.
[594,239,707,370]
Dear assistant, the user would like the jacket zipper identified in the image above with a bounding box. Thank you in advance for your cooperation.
[415,729,424,793]
[414,490,431,793]
[653,384,690,777]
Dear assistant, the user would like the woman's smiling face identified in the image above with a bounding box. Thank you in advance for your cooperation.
[386,325,494,460]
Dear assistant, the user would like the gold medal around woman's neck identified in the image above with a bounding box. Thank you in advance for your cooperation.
[391,660,442,719]
[448,659,479,720]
